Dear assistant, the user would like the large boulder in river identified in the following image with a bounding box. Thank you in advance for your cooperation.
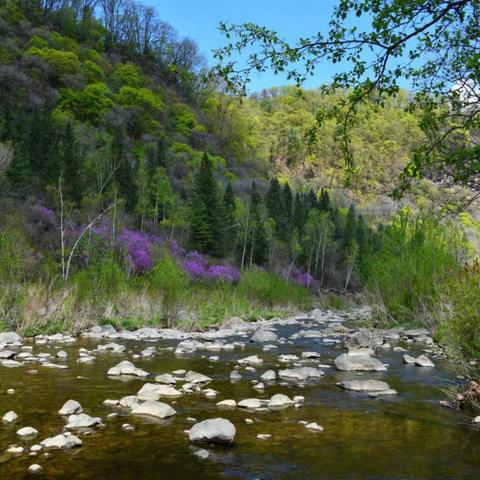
[334,353,387,372]
[219,317,250,331]
[415,354,435,367]
[251,329,278,343]
[338,380,391,392]
[189,418,236,445]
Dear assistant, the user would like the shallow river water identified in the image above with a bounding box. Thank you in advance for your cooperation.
[0,310,479,480]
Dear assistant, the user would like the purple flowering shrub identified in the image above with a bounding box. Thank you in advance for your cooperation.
[117,229,163,272]
[282,266,319,288]
[183,251,240,284]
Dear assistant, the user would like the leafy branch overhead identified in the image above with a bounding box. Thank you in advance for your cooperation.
[214,0,480,195]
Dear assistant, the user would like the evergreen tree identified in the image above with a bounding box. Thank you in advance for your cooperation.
[223,182,237,247]
[265,177,282,223]
[344,204,357,248]
[189,152,224,257]
[318,189,331,212]
[134,155,151,230]
[248,182,268,265]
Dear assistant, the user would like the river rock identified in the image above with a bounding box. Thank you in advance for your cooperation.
[65,413,102,429]
[216,399,236,408]
[58,400,83,416]
[278,367,324,380]
[338,380,391,392]
[260,370,276,381]
[185,371,212,384]
[119,395,141,409]
[251,329,278,342]
[137,383,181,400]
[98,343,126,353]
[2,410,18,423]
[305,422,324,431]
[0,332,22,346]
[403,354,416,364]
[268,394,293,408]
[40,433,82,450]
[28,464,42,474]
[189,418,236,445]
[334,353,387,372]
[404,328,429,338]
[107,360,148,377]
[131,400,176,419]
[17,426,38,437]
[219,316,250,330]
[238,398,263,409]
[415,355,435,367]
[0,350,16,359]
[155,373,177,384]
[238,355,263,366]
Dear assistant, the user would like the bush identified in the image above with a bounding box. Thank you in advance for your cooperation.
[237,270,312,309]
[73,255,128,302]
[434,263,480,361]
[362,209,464,322]
[148,253,189,327]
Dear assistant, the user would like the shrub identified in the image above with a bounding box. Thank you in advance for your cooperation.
[112,63,143,88]
[434,263,480,361]
[237,270,312,309]
[148,253,189,327]
[362,209,464,322]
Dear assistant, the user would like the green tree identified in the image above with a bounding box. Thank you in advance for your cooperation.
[189,152,224,257]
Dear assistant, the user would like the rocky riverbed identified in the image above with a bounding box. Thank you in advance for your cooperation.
[0,307,479,479]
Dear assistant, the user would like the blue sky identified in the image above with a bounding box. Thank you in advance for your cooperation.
[144,0,351,92]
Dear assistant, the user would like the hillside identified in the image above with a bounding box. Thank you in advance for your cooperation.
[0,0,476,369]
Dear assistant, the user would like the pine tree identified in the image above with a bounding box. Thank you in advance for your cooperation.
[344,204,357,248]
[318,189,331,212]
[265,177,282,222]
[248,182,268,266]
[189,152,224,257]
[134,155,151,230]
[223,182,237,247]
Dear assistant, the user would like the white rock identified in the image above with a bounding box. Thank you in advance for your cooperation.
[28,464,43,474]
[185,371,212,384]
[58,400,83,416]
[251,329,278,342]
[17,427,38,437]
[278,367,324,380]
[305,422,324,431]
[107,360,148,377]
[415,355,435,367]
[155,373,177,384]
[403,354,416,364]
[137,383,182,400]
[238,398,262,409]
[131,400,176,419]
[189,418,236,445]
[216,399,237,408]
[334,353,387,372]
[260,370,276,381]
[238,355,263,366]
[257,434,271,440]
[65,413,102,429]
[2,410,18,423]
[338,380,391,392]
[40,434,82,450]
[268,394,293,408]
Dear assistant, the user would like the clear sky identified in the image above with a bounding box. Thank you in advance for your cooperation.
[143,0,350,93]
